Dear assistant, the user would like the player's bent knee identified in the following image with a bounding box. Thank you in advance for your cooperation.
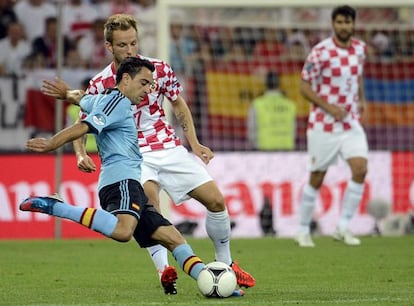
[113,230,133,242]
[112,214,138,242]
[111,222,135,242]
[205,194,226,212]
[165,236,187,251]
[152,226,186,251]
[207,203,225,212]
[352,164,368,182]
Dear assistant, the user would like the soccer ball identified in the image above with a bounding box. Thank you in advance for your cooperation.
[197,261,237,298]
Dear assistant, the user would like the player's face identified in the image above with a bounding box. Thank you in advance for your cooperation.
[106,28,139,66]
[332,15,354,46]
[124,68,154,104]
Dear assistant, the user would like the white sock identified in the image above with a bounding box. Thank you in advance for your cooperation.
[146,244,169,279]
[298,183,318,234]
[205,209,232,265]
[338,180,364,232]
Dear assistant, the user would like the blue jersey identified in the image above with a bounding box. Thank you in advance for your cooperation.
[80,89,142,191]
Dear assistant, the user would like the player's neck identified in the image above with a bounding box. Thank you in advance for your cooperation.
[333,36,351,49]
[111,61,119,73]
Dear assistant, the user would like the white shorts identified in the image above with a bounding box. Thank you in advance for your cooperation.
[141,145,213,204]
[307,125,369,172]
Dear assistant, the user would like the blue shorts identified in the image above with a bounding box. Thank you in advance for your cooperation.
[99,179,148,219]
[99,179,172,247]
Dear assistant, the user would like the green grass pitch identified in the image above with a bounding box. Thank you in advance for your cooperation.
[1,236,414,305]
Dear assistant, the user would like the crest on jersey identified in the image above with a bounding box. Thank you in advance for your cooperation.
[150,80,158,92]
[93,114,106,126]
[305,61,313,71]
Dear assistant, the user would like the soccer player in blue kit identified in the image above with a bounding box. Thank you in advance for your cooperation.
[20,56,244,296]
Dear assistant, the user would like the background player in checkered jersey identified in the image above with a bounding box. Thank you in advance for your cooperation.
[41,14,255,294]
[295,5,368,247]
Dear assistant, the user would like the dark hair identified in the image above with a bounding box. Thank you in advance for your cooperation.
[266,71,279,89]
[331,5,356,21]
[116,57,155,84]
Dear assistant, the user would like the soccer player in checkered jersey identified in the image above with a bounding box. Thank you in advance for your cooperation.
[295,5,368,247]
[41,14,255,294]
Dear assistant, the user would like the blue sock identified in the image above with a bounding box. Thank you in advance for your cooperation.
[172,244,205,280]
[53,201,117,237]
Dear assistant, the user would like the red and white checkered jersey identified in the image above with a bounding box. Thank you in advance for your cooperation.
[85,55,182,152]
[301,37,366,132]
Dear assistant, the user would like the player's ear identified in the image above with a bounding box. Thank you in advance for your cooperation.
[122,72,131,84]
[105,41,113,54]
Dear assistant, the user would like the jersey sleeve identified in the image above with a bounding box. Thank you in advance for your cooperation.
[79,94,93,112]
[301,47,323,82]
[156,61,182,102]
[85,82,97,95]
[85,64,117,95]
[80,94,128,135]
[85,78,103,95]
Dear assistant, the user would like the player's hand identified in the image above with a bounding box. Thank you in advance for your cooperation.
[41,77,69,100]
[77,154,96,173]
[26,138,51,152]
[192,144,214,164]
[357,100,367,123]
[67,90,84,105]
[327,104,347,121]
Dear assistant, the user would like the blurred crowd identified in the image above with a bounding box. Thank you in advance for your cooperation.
[0,0,157,77]
[168,23,414,79]
[1,1,413,79]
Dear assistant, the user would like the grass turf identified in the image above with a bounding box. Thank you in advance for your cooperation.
[1,236,413,305]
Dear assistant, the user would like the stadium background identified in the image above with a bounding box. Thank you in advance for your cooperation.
[1,0,414,238]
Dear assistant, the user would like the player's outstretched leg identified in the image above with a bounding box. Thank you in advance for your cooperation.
[20,194,118,237]
[231,261,256,288]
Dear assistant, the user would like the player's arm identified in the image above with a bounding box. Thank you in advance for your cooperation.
[171,94,214,164]
[26,122,89,153]
[72,118,97,173]
[41,77,84,105]
[43,77,96,172]
[300,80,347,121]
[357,75,366,118]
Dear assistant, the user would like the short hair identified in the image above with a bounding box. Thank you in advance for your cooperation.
[266,71,279,89]
[331,5,356,21]
[104,14,138,44]
[116,57,155,84]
